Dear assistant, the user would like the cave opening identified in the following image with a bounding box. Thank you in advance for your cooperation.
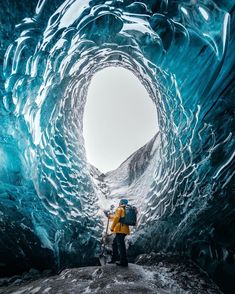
[83,66,159,173]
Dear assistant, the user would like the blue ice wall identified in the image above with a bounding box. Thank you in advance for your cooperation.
[0,0,234,292]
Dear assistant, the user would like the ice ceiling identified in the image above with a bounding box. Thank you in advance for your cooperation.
[0,0,234,292]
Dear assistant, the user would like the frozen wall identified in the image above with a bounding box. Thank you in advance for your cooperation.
[0,0,234,292]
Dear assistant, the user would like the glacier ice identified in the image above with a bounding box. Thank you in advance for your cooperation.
[0,0,234,292]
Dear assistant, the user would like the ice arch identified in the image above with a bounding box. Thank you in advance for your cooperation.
[83,67,158,172]
[0,0,234,292]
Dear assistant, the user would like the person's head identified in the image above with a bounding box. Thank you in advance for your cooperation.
[119,199,128,206]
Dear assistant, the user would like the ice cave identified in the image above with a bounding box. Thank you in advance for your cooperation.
[0,0,234,293]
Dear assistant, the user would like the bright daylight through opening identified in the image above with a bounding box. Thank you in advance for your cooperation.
[83,67,158,173]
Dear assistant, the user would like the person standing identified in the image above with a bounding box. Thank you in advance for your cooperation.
[108,199,130,266]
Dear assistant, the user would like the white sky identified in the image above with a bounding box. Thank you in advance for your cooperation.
[83,67,158,173]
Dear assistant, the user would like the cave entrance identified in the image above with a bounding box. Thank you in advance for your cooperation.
[83,66,158,173]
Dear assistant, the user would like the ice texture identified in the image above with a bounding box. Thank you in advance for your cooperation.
[0,0,234,292]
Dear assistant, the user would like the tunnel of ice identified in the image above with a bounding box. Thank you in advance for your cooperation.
[0,0,234,292]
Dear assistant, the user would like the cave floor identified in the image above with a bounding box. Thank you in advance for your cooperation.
[0,262,222,294]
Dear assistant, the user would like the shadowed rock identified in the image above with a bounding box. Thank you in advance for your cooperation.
[0,263,222,294]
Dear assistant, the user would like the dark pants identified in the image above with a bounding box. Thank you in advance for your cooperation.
[112,233,128,264]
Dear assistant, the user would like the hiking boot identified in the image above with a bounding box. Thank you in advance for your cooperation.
[116,261,128,267]
[108,258,120,264]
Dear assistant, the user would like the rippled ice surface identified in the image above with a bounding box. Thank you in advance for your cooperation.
[0,0,234,292]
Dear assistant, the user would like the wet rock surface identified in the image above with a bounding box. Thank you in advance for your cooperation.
[0,262,222,294]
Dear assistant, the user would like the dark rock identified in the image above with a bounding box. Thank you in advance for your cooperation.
[0,263,222,294]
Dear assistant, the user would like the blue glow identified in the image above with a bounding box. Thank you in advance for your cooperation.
[0,1,234,292]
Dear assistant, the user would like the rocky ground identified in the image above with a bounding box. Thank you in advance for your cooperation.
[0,257,223,294]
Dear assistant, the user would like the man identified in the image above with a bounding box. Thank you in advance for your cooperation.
[107,199,130,267]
